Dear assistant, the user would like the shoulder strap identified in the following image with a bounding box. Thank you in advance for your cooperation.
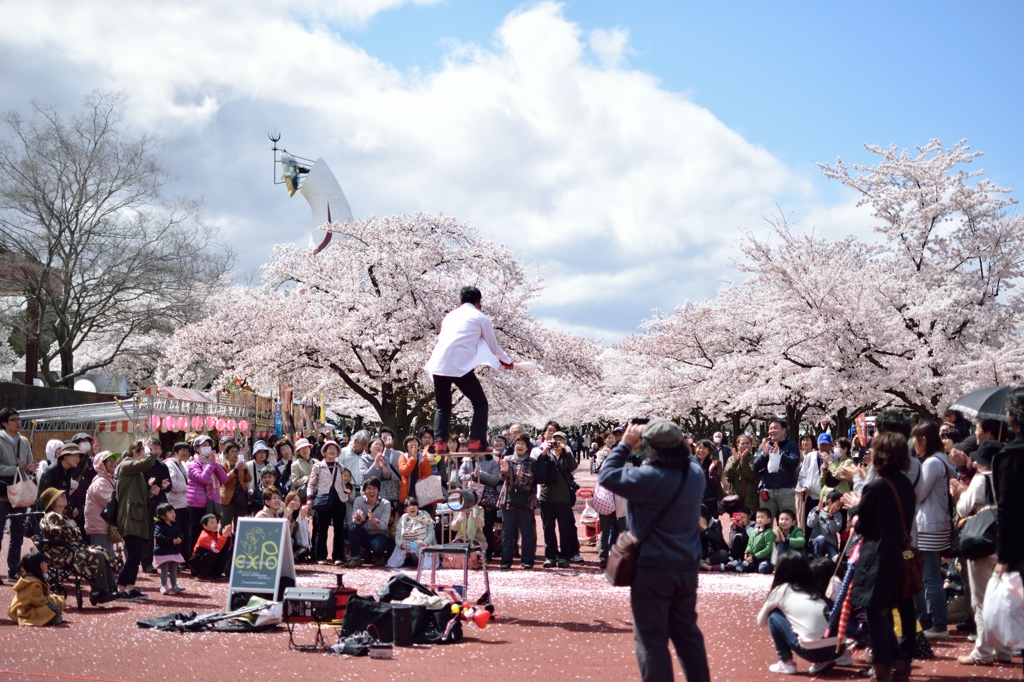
[637,464,690,545]
[880,476,911,541]
[983,474,995,506]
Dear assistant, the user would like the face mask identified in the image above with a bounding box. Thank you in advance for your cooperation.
[200,446,212,456]
[79,441,92,454]
[713,437,722,444]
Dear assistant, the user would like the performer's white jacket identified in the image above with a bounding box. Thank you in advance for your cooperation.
[425,303,512,378]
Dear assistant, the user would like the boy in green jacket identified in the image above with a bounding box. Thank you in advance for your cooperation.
[770,508,806,569]
[741,508,775,573]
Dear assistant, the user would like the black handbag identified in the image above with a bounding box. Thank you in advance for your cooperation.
[312,464,339,513]
[959,475,998,560]
[100,487,119,526]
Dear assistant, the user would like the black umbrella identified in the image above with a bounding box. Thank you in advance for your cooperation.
[948,386,1009,421]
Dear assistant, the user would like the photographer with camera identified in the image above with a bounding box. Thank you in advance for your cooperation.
[598,419,710,682]
[536,431,579,568]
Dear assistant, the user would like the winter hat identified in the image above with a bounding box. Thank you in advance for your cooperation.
[45,439,63,462]
[58,442,82,460]
[817,433,833,446]
[39,487,65,511]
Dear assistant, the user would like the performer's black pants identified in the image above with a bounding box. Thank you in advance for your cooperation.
[433,370,488,443]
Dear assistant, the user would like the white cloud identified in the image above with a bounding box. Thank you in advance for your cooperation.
[0,0,861,338]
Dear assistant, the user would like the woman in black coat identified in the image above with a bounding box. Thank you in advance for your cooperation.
[995,388,1024,579]
[850,431,916,682]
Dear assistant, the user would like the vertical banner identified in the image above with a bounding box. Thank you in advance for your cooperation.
[274,402,282,438]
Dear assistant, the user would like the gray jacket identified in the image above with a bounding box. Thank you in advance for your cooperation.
[352,495,392,536]
[458,455,501,488]
[915,452,955,535]
[0,432,33,503]
[806,508,843,547]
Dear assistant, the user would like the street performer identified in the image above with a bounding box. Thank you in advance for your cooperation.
[425,286,513,454]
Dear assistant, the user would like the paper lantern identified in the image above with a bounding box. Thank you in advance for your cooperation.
[227,419,237,431]
[216,418,227,431]
[191,415,203,430]
[150,415,161,430]
[238,420,249,432]
[205,416,216,430]
[176,416,188,431]
[162,416,175,432]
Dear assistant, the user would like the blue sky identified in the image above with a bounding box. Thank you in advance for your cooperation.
[1,1,1021,340]
[347,1,1024,198]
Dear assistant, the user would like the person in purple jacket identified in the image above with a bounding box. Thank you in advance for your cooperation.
[185,434,227,570]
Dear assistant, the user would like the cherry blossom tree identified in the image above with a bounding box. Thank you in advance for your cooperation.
[616,139,1024,431]
[160,213,600,436]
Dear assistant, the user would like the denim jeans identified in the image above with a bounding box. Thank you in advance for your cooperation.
[767,610,846,663]
[913,550,947,630]
[811,535,838,559]
[347,524,390,561]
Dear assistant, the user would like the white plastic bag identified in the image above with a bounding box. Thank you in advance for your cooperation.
[983,571,1024,650]
[579,499,599,525]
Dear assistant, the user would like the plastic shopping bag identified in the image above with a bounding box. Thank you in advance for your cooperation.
[983,571,1024,651]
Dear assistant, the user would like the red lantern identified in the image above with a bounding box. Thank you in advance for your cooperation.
[176,416,188,431]
[238,419,249,432]
[216,418,227,431]
[150,415,161,430]
[227,419,237,431]
[205,416,216,430]
[162,416,175,432]
[191,415,203,431]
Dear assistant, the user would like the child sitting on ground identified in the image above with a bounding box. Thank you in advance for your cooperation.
[807,491,845,559]
[772,508,806,562]
[730,507,775,573]
[153,503,186,594]
[386,497,435,568]
[8,551,65,626]
[191,514,234,581]
[699,504,731,571]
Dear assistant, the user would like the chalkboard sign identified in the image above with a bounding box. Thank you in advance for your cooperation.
[226,517,295,611]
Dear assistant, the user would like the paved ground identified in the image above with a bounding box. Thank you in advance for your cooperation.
[1,469,1019,681]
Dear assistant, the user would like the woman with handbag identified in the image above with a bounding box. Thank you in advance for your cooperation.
[849,431,916,682]
[497,434,539,571]
[949,439,1012,665]
[304,439,350,565]
[458,435,503,559]
[186,435,227,562]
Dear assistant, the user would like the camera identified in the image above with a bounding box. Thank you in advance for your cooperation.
[629,417,651,426]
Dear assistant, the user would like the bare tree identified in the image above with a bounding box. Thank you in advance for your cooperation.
[0,91,233,388]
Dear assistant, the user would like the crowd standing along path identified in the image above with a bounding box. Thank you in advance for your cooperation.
[0,473,1015,681]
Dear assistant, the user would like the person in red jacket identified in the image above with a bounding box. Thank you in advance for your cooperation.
[190,514,233,581]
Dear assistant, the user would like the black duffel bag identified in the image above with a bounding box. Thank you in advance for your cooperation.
[959,475,997,560]
[341,595,462,644]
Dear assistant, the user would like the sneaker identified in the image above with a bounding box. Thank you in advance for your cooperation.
[345,559,362,569]
[967,634,977,642]
[434,441,449,455]
[172,586,186,594]
[569,554,584,563]
[807,660,835,675]
[522,564,534,570]
[499,564,511,571]
[465,440,492,453]
[142,565,158,574]
[957,655,992,666]
[835,650,854,666]
[120,589,148,601]
[769,660,797,674]
[543,559,555,568]
[956,619,977,633]
[159,587,170,595]
[557,558,570,568]
[924,628,950,640]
